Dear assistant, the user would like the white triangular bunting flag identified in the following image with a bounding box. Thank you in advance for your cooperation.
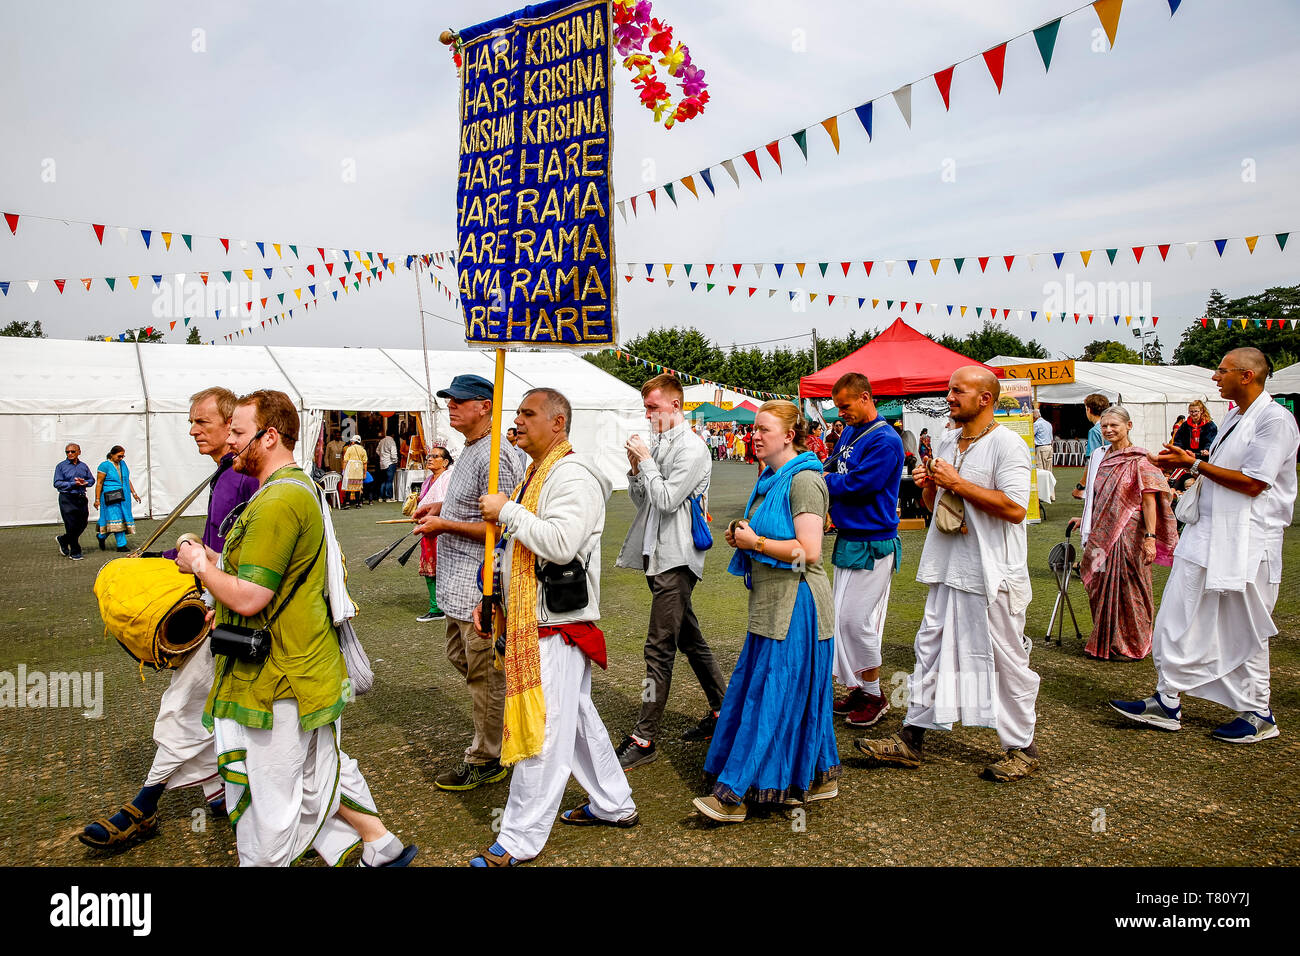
[884,259,896,276]
[1186,241,1198,258]
[754,263,764,278]
[892,84,912,128]
[721,158,740,187]
[666,280,675,287]
[239,239,248,252]
[768,289,777,298]
[117,226,130,245]
[1028,254,1037,271]
[26,280,38,293]
[617,201,627,223]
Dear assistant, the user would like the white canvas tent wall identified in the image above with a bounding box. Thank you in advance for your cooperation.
[1266,362,1300,395]
[0,338,643,527]
[986,356,1225,452]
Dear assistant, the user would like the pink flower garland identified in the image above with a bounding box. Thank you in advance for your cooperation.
[613,0,708,129]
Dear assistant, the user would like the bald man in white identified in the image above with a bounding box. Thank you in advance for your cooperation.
[856,367,1042,781]
[1112,348,1297,743]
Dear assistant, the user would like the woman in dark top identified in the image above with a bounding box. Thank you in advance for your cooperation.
[1170,401,1217,491]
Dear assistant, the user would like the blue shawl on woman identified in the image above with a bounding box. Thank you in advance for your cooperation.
[98,458,134,527]
[728,451,824,582]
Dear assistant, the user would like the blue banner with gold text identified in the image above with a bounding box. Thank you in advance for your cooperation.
[456,0,617,348]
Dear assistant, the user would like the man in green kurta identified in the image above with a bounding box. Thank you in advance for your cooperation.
[177,389,416,867]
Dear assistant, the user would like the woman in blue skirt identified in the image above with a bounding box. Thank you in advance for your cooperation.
[94,445,141,552]
[695,400,840,822]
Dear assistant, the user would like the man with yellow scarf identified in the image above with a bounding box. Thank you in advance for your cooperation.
[471,387,637,866]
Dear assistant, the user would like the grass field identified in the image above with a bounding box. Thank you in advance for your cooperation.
[2,461,1297,866]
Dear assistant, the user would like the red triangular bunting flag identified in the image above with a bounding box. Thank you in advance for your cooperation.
[765,141,782,171]
[934,65,955,110]
[742,149,762,179]
[748,287,757,297]
[648,189,657,209]
[733,264,742,277]
[92,224,105,244]
[983,43,1007,93]
[1158,244,1170,261]
[841,262,852,276]
[727,285,736,295]
[3,213,18,235]
[1004,255,1015,271]
[219,238,229,253]
[54,279,66,293]
[978,256,990,272]
[864,261,873,276]
[1132,246,1145,263]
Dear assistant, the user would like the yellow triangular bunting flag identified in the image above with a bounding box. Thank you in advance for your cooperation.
[129,275,140,289]
[1093,0,1123,48]
[161,232,172,250]
[294,288,302,300]
[1245,235,1259,253]
[930,258,942,275]
[960,305,967,316]
[273,243,282,258]
[821,116,840,154]
[243,269,254,281]
[681,175,698,199]
[1080,249,1093,267]
[664,263,673,278]
[796,263,806,277]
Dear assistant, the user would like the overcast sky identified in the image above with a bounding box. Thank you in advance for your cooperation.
[2,0,1297,364]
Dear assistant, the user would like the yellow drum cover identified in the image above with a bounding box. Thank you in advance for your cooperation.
[93,557,212,670]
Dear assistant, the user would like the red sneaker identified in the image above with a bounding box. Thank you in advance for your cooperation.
[845,693,890,728]
[833,687,869,716]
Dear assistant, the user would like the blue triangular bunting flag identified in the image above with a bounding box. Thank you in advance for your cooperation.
[1214,239,1228,256]
[854,101,873,139]
[699,168,715,195]
[1053,252,1065,268]
[141,229,151,248]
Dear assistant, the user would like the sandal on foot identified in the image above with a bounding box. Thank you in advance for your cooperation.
[559,802,639,828]
[468,841,526,867]
[78,802,158,850]
[362,843,419,867]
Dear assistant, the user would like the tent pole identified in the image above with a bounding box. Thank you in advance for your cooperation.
[133,339,154,518]
[413,259,438,443]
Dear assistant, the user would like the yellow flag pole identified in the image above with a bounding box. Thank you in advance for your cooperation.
[481,347,507,604]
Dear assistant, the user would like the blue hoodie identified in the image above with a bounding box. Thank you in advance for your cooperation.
[822,418,904,541]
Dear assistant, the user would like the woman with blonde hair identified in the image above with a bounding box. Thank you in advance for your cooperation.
[694,400,840,822]
[1068,406,1178,660]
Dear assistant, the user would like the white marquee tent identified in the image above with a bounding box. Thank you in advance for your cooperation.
[1,338,644,528]
[1265,362,1300,396]
[986,356,1226,452]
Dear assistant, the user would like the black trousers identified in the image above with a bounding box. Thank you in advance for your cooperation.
[632,562,728,742]
[58,492,89,555]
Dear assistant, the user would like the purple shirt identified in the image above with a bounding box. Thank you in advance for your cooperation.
[163,454,260,557]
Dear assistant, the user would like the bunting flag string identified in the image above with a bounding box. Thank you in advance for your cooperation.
[0,251,454,302]
[620,267,1167,329]
[619,231,1291,284]
[601,347,799,401]
[616,0,1181,214]
[622,268,1300,332]
[0,208,458,274]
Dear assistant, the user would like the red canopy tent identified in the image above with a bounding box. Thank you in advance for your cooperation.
[799,318,1002,398]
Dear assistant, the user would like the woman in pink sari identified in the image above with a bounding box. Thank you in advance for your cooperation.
[415,445,454,623]
[1067,405,1179,661]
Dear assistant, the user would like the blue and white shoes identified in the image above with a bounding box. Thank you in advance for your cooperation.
[1109,695,1182,731]
[1211,710,1280,744]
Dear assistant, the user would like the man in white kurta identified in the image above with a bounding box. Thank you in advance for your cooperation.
[856,367,1042,782]
[1112,348,1297,743]
[472,388,636,866]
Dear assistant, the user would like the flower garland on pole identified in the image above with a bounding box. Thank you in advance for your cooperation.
[614,0,708,128]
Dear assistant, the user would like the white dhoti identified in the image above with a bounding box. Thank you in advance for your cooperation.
[1152,556,1276,713]
[831,561,893,685]
[214,698,378,867]
[497,636,636,862]
[145,636,222,800]
[904,584,1040,750]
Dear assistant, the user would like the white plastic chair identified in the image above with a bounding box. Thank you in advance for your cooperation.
[320,472,342,509]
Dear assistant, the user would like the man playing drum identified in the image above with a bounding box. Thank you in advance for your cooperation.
[80,387,259,851]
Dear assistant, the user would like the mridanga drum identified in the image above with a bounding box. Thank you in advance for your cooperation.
[94,557,212,672]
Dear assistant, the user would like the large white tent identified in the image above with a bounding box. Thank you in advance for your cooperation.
[986,356,1225,452]
[1,338,643,527]
[1265,362,1300,396]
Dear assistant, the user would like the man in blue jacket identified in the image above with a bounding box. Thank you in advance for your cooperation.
[823,373,904,728]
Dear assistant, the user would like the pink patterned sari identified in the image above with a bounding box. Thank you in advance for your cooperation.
[1080,447,1178,660]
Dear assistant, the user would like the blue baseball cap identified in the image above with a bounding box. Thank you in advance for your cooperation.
[437,374,494,401]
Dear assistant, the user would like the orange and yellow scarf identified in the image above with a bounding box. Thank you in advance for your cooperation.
[499,439,572,766]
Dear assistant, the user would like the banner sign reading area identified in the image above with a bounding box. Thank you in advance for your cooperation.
[456,0,617,349]
[999,360,1076,385]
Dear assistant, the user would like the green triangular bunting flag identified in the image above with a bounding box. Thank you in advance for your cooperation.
[182,234,192,251]
[792,129,808,160]
[1106,248,1118,264]
[1033,19,1061,72]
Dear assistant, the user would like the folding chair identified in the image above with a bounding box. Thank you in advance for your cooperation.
[1045,525,1082,646]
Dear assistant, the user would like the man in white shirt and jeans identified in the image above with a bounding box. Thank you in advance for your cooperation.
[615,374,727,769]
[856,366,1042,782]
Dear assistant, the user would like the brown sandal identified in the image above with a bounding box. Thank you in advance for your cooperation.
[78,802,158,850]
[468,842,525,867]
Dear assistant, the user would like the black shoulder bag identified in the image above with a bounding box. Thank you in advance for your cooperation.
[210,535,324,663]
